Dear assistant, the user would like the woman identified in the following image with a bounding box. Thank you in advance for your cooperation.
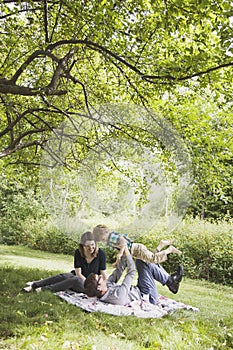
[73,231,107,282]
[22,231,106,293]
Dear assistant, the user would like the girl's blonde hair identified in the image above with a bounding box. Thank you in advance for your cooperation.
[93,224,109,241]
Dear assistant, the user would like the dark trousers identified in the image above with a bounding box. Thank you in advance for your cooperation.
[32,273,85,293]
[136,259,169,304]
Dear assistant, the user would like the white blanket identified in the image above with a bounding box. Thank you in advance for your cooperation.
[55,291,199,318]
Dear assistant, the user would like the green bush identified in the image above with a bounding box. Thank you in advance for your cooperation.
[0,179,46,245]
[26,225,77,255]
[1,191,232,286]
[0,177,79,255]
[137,218,233,286]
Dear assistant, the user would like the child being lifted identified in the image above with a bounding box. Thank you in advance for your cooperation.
[93,224,182,267]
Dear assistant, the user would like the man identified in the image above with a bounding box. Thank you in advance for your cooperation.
[84,245,184,305]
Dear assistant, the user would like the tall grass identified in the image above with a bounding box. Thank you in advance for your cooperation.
[0,245,232,350]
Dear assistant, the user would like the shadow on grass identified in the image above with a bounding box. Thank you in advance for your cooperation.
[1,264,233,349]
[0,265,146,349]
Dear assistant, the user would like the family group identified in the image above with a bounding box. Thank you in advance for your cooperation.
[22,224,184,306]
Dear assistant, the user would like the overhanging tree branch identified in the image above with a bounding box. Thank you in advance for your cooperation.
[1,39,232,96]
[0,139,45,158]
[142,62,233,82]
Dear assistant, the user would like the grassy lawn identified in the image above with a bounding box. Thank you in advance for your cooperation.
[0,244,232,350]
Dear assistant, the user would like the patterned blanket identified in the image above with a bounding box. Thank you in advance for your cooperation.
[55,291,199,318]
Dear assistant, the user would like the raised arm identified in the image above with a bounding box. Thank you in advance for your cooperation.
[119,246,136,290]
[107,245,136,288]
[112,236,128,267]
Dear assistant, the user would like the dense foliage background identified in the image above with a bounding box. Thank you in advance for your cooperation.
[0,1,232,285]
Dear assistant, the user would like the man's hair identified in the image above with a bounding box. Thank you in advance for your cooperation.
[78,231,98,258]
[84,273,103,298]
[93,224,109,241]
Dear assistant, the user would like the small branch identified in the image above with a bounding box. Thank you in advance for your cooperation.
[0,6,41,20]
[62,65,92,116]
[49,0,62,43]
[0,140,44,159]
[142,62,233,82]
[0,108,27,138]
[47,50,74,91]
[11,50,45,84]
[107,56,148,104]
[46,39,143,76]
[0,78,67,96]
[42,98,80,134]
[42,143,71,168]
[10,128,47,150]
[43,0,49,43]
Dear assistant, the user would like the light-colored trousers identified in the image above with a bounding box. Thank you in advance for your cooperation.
[131,243,168,264]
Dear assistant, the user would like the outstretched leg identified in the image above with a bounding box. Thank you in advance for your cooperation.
[136,259,184,303]
[22,273,74,292]
[154,239,173,252]
[162,245,182,255]
[32,273,74,289]
[40,275,85,293]
[132,243,181,264]
[136,259,170,304]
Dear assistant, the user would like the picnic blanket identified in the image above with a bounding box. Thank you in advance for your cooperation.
[55,291,199,318]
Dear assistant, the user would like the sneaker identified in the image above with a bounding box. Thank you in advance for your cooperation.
[142,293,150,302]
[26,281,35,286]
[166,265,184,294]
[22,286,33,293]
[171,265,184,283]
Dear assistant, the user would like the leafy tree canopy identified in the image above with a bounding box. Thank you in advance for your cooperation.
[0,0,232,219]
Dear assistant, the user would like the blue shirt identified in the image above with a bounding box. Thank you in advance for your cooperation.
[107,232,133,250]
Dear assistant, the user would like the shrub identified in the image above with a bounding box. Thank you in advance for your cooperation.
[137,218,233,286]
[1,195,232,286]
[0,183,46,246]
[20,218,82,255]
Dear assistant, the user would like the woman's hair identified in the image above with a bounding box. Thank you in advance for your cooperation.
[84,273,103,298]
[78,231,98,258]
[93,224,109,241]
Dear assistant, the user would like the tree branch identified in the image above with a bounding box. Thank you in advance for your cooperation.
[46,39,143,76]
[43,0,49,43]
[49,0,62,43]
[46,39,233,83]
[0,140,44,159]
[1,38,232,97]
[46,50,75,92]
[142,62,233,82]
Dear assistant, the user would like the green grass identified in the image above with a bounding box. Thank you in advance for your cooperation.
[0,244,73,271]
[0,245,232,350]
